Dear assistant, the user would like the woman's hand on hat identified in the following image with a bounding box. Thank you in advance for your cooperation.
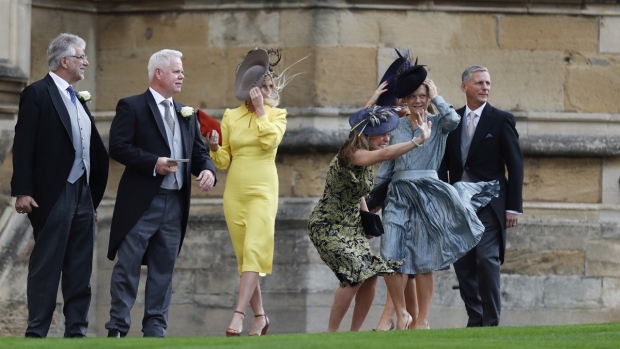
[206,130,219,152]
[414,110,432,144]
[425,79,438,100]
[249,87,266,117]
[365,81,389,108]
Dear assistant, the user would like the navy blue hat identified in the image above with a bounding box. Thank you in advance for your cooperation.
[376,49,412,107]
[394,58,427,99]
[349,106,400,136]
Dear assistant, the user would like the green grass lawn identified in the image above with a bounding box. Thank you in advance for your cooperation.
[1,323,619,349]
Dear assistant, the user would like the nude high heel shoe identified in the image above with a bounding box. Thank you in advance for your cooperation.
[248,314,269,336]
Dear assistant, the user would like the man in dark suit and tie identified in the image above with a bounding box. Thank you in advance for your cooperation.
[105,49,217,338]
[439,65,524,327]
[11,33,109,338]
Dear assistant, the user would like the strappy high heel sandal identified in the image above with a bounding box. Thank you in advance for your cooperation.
[225,310,245,337]
[248,313,269,336]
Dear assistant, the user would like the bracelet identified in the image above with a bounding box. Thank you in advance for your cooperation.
[411,138,423,147]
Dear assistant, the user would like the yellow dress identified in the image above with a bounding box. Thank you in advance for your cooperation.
[210,103,287,275]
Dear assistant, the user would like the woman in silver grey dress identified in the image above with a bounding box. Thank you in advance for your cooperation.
[308,106,432,332]
[375,64,499,329]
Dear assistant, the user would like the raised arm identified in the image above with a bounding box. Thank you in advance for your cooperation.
[350,111,432,167]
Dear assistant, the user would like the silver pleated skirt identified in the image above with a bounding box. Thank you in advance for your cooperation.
[380,170,499,274]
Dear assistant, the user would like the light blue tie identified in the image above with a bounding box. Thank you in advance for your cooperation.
[67,86,77,106]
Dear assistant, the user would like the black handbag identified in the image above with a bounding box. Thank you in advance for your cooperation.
[360,210,384,237]
[366,180,390,212]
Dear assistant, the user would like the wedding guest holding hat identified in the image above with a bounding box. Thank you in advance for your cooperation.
[307,106,432,332]
[374,59,499,329]
[206,48,301,336]
[364,49,419,331]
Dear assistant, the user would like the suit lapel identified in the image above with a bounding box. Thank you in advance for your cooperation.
[44,74,73,143]
[468,103,497,156]
[454,106,465,166]
[145,90,170,147]
[173,101,191,159]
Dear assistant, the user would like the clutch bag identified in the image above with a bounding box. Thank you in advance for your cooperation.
[366,179,390,211]
[360,210,384,237]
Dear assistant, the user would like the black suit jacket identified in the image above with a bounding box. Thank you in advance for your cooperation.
[439,103,524,263]
[107,90,216,261]
[11,74,109,237]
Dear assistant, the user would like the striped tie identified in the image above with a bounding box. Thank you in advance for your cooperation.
[161,100,175,135]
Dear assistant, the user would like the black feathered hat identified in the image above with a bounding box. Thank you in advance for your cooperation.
[376,49,412,107]
[393,58,427,99]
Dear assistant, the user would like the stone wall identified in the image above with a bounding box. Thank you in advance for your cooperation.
[0,0,619,337]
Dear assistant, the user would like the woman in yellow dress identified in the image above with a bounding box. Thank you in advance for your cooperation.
[207,48,293,337]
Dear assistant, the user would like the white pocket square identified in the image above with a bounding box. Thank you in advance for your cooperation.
[485,134,493,138]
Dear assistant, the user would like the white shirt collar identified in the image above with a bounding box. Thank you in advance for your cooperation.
[149,87,173,106]
[465,102,486,119]
[49,71,71,92]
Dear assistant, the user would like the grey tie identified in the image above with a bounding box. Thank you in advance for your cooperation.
[161,100,175,135]
[467,112,476,138]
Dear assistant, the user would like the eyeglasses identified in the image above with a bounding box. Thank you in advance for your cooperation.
[68,55,88,61]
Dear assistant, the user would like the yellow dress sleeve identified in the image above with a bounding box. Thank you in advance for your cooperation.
[210,109,232,170]
[256,107,287,150]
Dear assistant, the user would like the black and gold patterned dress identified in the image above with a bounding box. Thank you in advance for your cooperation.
[308,156,401,288]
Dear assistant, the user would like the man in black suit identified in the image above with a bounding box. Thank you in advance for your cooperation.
[105,49,216,338]
[439,65,524,327]
[11,33,109,338]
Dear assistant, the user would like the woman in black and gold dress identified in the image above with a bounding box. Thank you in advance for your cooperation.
[308,106,431,332]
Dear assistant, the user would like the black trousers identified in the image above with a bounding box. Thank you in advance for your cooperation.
[453,204,502,327]
[26,175,94,337]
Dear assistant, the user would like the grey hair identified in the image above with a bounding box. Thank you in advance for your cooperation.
[148,49,183,81]
[47,33,86,71]
[461,65,489,83]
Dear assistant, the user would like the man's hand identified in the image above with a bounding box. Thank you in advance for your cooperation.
[15,196,39,214]
[506,212,519,229]
[196,170,215,192]
[156,157,179,175]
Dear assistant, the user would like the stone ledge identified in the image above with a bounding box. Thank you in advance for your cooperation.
[31,0,620,16]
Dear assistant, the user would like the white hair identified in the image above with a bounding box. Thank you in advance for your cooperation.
[147,49,183,81]
[47,33,86,71]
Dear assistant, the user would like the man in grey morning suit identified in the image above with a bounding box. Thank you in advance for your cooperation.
[439,65,524,327]
[11,33,109,338]
[105,49,217,338]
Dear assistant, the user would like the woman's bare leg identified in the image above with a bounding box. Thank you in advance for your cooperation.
[350,276,378,331]
[375,274,408,330]
[227,271,260,333]
[412,272,433,329]
[327,283,361,332]
[248,278,268,335]
[383,272,411,330]
[405,276,419,325]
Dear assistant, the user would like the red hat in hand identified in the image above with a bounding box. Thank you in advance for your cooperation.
[197,109,222,145]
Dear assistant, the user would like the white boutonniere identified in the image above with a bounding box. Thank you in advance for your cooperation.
[177,106,195,120]
[77,91,91,103]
